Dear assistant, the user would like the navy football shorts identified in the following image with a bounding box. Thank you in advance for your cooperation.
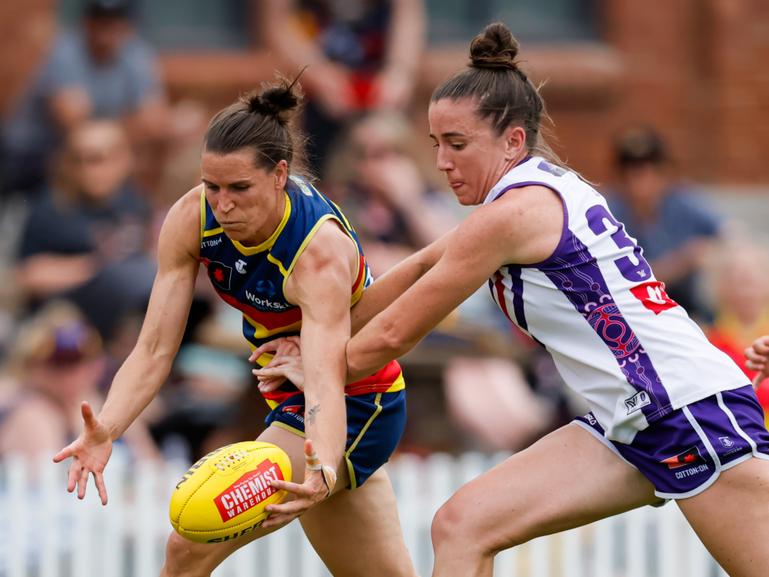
[265,390,406,489]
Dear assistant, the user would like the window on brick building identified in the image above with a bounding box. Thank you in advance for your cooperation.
[58,0,597,50]
[427,0,599,44]
[58,0,252,50]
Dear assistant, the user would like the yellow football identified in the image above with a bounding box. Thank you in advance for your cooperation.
[169,441,292,543]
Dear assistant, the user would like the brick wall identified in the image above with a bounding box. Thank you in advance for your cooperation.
[0,0,55,115]
[595,0,769,184]
[3,0,768,186]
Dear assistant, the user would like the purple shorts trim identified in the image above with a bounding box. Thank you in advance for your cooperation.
[575,385,769,499]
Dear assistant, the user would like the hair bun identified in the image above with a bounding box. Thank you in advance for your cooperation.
[469,22,520,72]
[242,80,301,125]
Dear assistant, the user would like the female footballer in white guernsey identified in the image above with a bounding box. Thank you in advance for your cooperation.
[53,78,417,577]
[255,23,769,577]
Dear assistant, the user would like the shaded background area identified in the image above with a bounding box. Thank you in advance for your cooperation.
[3,0,769,183]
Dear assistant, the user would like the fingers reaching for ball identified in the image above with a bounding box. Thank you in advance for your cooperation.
[261,439,336,529]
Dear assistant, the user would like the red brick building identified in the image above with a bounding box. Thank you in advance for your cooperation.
[2,0,768,185]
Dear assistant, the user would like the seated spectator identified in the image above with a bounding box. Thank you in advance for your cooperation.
[1,0,168,196]
[606,126,722,322]
[260,0,425,176]
[324,111,456,275]
[14,119,155,340]
[0,301,158,463]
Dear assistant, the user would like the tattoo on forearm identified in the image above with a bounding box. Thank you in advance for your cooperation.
[307,404,320,425]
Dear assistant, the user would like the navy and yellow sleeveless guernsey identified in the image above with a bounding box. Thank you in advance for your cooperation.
[198,175,406,488]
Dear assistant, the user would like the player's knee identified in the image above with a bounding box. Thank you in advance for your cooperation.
[162,532,215,577]
[431,497,495,555]
[431,499,458,549]
[432,495,525,558]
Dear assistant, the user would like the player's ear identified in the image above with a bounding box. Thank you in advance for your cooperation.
[273,160,289,190]
[503,126,526,161]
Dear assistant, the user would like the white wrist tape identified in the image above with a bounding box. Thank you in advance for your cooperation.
[306,450,337,496]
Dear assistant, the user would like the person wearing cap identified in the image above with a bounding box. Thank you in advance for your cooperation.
[606,126,723,322]
[0,301,158,465]
[1,0,167,196]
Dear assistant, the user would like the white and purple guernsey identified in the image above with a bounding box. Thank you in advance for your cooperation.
[485,156,748,443]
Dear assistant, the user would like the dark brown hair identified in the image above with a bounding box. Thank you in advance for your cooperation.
[432,22,561,163]
[204,76,309,177]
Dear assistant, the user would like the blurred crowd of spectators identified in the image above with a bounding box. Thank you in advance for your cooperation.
[1,0,767,469]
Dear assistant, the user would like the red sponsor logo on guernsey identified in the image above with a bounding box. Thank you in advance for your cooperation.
[214,460,284,522]
[630,281,677,315]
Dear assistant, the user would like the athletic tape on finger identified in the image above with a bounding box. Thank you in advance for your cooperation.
[304,450,336,495]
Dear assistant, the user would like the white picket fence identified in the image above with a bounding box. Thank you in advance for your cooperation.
[0,451,726,577]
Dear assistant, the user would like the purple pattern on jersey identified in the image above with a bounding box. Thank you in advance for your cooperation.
[488,265,528,331]
[507,265,527,330]
[540,229,672,422]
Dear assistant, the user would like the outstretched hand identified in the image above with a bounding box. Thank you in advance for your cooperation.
[745,335,769,389]
[261,438,337,529]
[52,401,113,505]
[250,336,305,392]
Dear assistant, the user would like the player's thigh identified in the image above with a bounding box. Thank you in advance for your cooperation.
[163,425,332,575]
[432,423,659,554]
[300,467,416,577]
[677,457,769,577]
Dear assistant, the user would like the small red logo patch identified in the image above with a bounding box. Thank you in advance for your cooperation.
[630,281,677,315]
[213,459,284,522]
[660,447,703,470]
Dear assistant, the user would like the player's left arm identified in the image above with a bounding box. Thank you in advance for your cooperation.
[350,227,453,333]
[265,220,356,522]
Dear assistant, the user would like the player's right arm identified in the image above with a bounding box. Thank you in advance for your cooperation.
[53,188,202,505]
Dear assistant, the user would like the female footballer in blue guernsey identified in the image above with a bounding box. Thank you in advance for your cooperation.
[255,23,769,577]
[53,79,418,577]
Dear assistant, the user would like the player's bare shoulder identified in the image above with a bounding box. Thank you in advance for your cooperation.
[158,184,206,262]
[462,183,564,266]
[296,219,358,277]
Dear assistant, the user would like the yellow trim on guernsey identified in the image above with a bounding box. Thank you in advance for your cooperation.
[243,315,301,341]
[350,266,365,307]
[327,197,354,232]
[384,372,406,393]
[280,214,337,292]
[199,186,224,237]
[200,189,206,239]
[202,227,223,238]
[266,253,289,277]
[231,192,292,255]
[278,214,364,301]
